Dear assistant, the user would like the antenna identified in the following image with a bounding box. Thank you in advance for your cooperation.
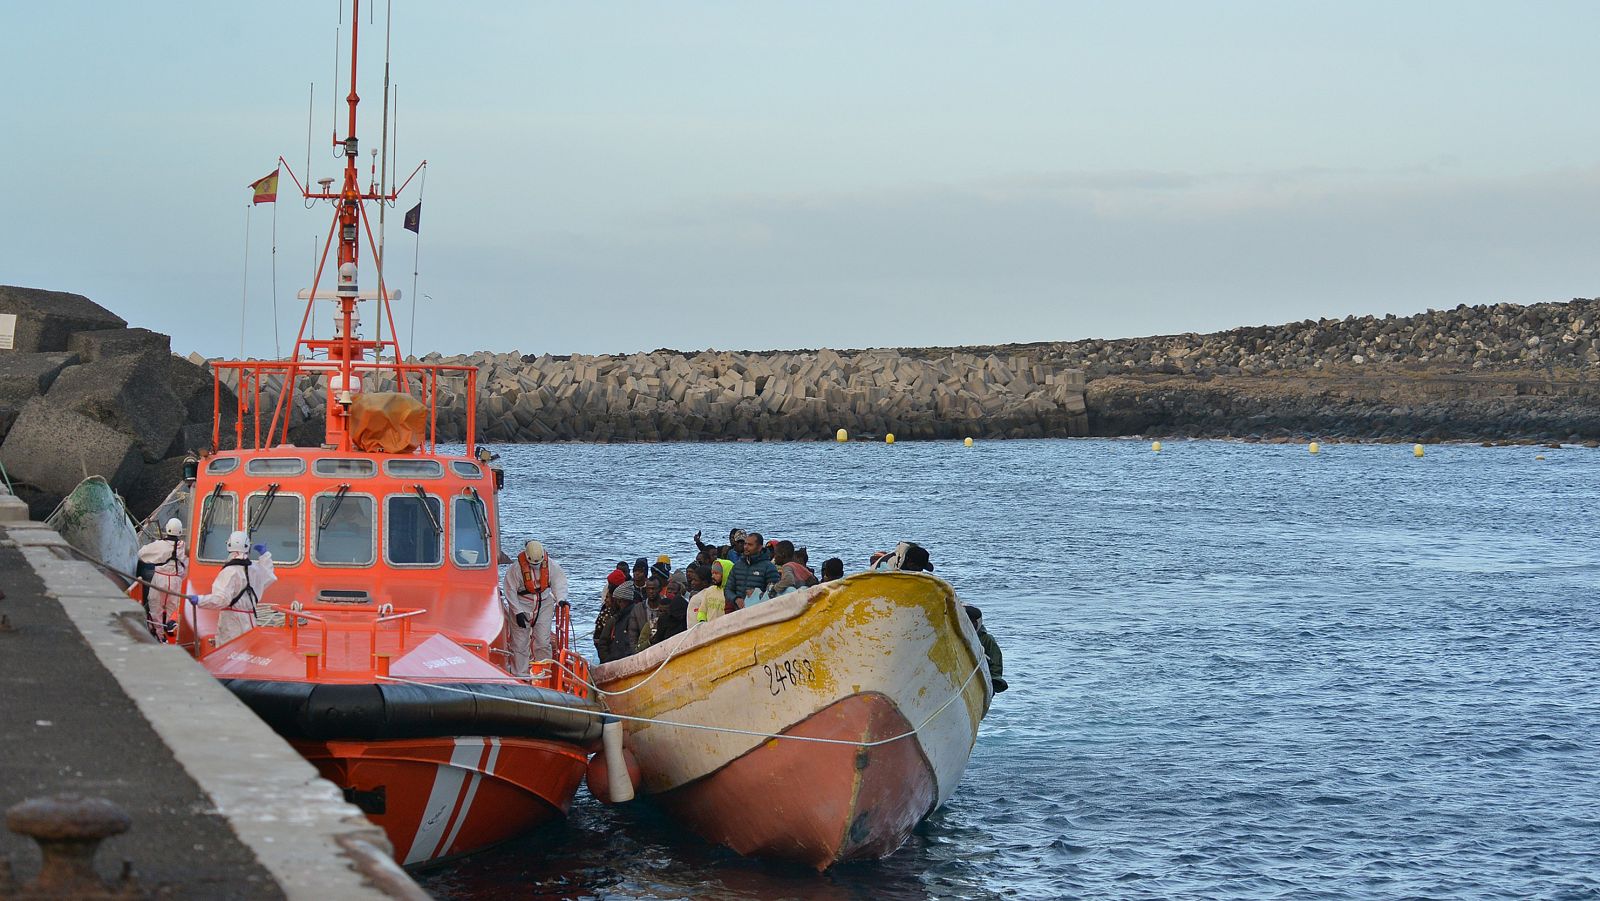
[304,82,314,207]
[331,26,340,156]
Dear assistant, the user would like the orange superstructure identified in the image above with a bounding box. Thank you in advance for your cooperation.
[143,0,605,867]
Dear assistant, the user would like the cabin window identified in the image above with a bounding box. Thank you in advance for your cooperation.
[195,492,237,562]
[246,458,307,477]
[313,491,375,566]
[246,492,303,565]
[313,458,377,478]
[205,457,238,475]
[383,459,443,478]
[385,492,442,566]
[452,494,490,567]
[450,461,483,479]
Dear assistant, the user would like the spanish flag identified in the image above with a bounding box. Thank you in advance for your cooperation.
[249,169,279,205]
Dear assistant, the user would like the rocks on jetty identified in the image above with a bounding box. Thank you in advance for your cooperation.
[215,349,1090,444]
[0,286,232,519]
[1011,298,1600,377]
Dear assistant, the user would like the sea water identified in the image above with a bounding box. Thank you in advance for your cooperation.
[420,439,1600,899]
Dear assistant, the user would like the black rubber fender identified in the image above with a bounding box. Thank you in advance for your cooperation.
[221,679,606,745]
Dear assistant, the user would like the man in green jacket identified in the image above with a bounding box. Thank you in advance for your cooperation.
[965,605,1007,693]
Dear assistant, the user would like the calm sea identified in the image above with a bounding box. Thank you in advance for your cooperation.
[419,439,1600,900]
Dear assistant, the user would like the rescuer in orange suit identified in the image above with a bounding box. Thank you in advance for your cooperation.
[499,539,568,677]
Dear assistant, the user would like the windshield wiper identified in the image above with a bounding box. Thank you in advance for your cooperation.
[318,484,351,534]
[247,483,280,533]
[413,485,441,535]
[465,487,489,542]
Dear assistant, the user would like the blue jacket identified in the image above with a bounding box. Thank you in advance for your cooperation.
[726,548,780,604]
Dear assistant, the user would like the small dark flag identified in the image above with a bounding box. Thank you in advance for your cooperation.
[403,202,421,234]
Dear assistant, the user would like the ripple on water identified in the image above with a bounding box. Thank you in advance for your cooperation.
[419,440,1600,899]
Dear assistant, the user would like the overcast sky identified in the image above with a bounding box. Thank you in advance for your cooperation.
[4,1,1600,358]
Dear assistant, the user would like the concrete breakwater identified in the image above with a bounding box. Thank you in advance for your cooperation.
[7,280,1600,522]
[215,348,1091,444]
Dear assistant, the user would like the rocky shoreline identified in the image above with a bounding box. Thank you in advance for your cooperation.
[5,283,1600,519]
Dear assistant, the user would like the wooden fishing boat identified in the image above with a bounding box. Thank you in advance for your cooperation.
[46,475,140,575]
[148,1,605,866]
[591,570,993,869]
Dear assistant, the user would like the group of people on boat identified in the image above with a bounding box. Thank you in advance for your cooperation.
[587,528,835,664]
[572,527,1005,692]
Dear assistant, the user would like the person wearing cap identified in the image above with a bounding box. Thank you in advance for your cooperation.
[686,563,725,626]
[500,539,569,678]
[965,605,1007,693]
[694,528,746,563]
[651,554,673,586]
[191,530,277,648]
[136,517,188,640]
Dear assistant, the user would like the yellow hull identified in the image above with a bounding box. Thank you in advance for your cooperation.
[592,571,992,865]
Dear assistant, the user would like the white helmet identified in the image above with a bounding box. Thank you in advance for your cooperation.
[226,530,250,554]
[164,518,184,537]
[523,539,546,565]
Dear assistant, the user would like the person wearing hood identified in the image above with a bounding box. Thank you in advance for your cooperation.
[191,530,277,647]
[607,578,650,661]
[593,566,628,660]
[499,539,568,678]
[136,518,188,640]
[652,569,689,644]
[686,563,725,626]
[726,532,780,608]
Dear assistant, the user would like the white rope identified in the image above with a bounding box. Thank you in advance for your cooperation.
[378,658,985,748]
[561,641,686,697]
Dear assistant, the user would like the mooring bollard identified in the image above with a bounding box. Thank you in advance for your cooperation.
[2,794,140,898]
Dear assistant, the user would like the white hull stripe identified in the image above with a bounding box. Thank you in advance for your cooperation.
[436,738,500,858]
[402,738,483,865]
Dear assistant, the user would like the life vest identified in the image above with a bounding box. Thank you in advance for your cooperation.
[224,558,258,612]
[517,552,551,597]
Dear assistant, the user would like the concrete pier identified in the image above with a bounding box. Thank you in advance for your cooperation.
[0,512,424,899]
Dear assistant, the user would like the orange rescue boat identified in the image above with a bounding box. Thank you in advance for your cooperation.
[139,1,604,866]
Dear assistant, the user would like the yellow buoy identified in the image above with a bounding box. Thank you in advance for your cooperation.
[835,428,848,443]
[885,433,895,444]
[1151,440,1162,453]
[964,437,974,447]
[1413,443,1425,458]
[1536,454,1546,461]
[1308,441,1320,454]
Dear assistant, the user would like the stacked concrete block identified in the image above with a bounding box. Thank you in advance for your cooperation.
[216,345,1089,443]
[0,285,233,520]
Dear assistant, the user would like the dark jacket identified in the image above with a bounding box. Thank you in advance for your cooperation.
[651,595,689,646]
[608,600,649,661]
[977,627,1003,681]
[726,548,780,604]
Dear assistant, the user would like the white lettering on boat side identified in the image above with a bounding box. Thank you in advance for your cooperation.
[227,651,272,667]
[423,656,467,669]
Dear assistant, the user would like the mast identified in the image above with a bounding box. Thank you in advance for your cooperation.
[221,0,465,460]
[275,0,419,451]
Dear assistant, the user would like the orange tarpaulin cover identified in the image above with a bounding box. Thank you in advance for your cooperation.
[348,391,428,454]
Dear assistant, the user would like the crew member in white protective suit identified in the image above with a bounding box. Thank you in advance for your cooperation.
[191,530,278,647]
[136,518,188,640]
[499,539,567,677]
